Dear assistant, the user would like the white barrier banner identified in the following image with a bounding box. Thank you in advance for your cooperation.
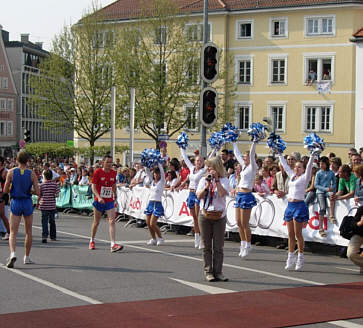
[117,187,359,247]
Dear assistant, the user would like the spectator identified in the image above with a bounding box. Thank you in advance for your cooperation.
[38,170,60,243]
[221,149,235,172]
[229,162,242,192]
[353,164,363,206]
[130,162,146,188]
[254,174,270,197]
[330,157,342,191]
[69,168,78,185]
[306,69,317,85]
[314,157,337,237]
[351,153,362,168]
[327,152,336,160]
[272,161,289,199]
[304,163,318,207]
[267,164,279,191]
[165,171,178,190]
[346,206,363,274]
[79,169,90,186]
[263,156,275,167]
[330,164,357,203]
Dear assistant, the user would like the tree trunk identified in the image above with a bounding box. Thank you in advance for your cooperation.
[89,140,95,165]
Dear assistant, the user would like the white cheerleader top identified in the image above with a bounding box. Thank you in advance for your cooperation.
[145,163,165,202]
[233,142,258,190]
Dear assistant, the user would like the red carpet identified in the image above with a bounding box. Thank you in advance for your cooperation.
[2,282,363,328]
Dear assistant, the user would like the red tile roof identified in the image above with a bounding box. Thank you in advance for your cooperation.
[353,27,363,37]
[96,0,363,21]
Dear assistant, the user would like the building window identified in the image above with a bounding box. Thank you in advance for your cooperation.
[7,121,13,136]
[235,55,253,85]
[269,55,287,85]
[0,65,4,72]
[154,26,168,45]
[236,20,253,39]
[0,98,5,111]
[235,103,252,130]
[270,18,288,38]
[0,122,5,136]
[186,59,199,85]
[304,54,334,84]
[304,105,333,132]
[1,77,8,89]
[8,99,13,111]
[268,104,286,133]
[185,104,198,131]
[185,23,211,42]
[305,16,335,36]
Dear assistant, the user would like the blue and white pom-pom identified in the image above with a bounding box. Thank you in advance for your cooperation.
[208,131,225,150]
[267,132,286,154]
[221,122,239,143]
[247,122,267,143]
[304,133,325,155]
[141,148,164,168]
[176,132,189,150]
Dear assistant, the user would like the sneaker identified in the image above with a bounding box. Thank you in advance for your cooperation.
[42,238,47,243]
[215,273,229,282]
[147,239,157,246]
[194,234,200,248]
[111,244,124,253]
[295,254,304,271]
[6,255,16,268]
[205,273,216,282]
[2,233,9,240]
[238,245,244,257]
[284,254,297,271]
[156,238,165,246]
[89,241,95,250]
[198,242,204,250]
[24,256,34,264]
[241,246,252,259]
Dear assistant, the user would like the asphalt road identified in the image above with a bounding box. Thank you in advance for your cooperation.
[0,210,362,327]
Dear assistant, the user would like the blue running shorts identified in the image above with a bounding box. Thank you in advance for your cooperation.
[93,201,115,214]
[10,198,34,217]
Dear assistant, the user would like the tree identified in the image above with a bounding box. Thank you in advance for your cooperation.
[113,0,216,147]
[29,6,128,164]
[25,143,75,158]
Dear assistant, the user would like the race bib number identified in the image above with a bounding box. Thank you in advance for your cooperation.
[100,186,113,198]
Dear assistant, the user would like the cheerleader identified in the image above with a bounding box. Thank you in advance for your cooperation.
[278,152,315,271]
[144,163,165,246]
[233,141,258,258]
[180,147,216,248]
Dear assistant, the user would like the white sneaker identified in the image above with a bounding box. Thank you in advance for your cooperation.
[284,254,297,271]
[24,256,34,264]
[238,245,244,257]
[2,233,9,240]
[295,254,304,271]
[194,234,200,249]
[156,238,165,246]
[198,239,204,249]
[241,246,252,259]
[147,239,157,246]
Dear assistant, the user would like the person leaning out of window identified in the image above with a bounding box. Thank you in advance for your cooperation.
[196,156,230,282]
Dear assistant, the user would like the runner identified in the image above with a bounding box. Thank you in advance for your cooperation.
[89,155,123,253]
[144,162,166,246]
[0,156,10,240]
[232,140,258,258]
[4,151,40,268]
[278,151,315,271]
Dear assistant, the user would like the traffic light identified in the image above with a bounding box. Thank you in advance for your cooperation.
[200,87,217,127]
[201,42,219,84]
[24,129,31,143]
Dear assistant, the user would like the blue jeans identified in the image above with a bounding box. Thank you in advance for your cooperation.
[41,210,56,239]
[317,192,333,215]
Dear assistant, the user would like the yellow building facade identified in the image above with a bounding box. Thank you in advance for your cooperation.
[75,1,363,163]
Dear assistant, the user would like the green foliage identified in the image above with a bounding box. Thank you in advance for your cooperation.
[77,145,129,157]
[25,143,75,158]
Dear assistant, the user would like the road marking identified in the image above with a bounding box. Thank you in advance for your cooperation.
[335,267,360,273]
[328,321,363,328]
[39,226,324,286]
[0,264,102,305]
[170,278,235,294]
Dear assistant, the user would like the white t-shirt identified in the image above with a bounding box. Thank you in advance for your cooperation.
[145,164,166,202]
[197,177,230,217]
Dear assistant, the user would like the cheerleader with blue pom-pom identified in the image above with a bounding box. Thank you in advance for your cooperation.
[233,123,266,259]
[142,149,166,246]
[176,132,215,249]
[270,133,324,271]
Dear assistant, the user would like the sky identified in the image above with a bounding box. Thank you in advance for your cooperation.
[1,0,116,50]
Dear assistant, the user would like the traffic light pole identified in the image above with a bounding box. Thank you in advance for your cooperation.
[200,0,208,158]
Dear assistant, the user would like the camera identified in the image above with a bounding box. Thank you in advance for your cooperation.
[206,174,213,182]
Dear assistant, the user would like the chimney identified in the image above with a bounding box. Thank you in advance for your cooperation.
[35,42,43,49]
[21,33,30,43]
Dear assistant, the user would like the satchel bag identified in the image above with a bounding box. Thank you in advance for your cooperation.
[203,210,223,220]
[339,215,357,240]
